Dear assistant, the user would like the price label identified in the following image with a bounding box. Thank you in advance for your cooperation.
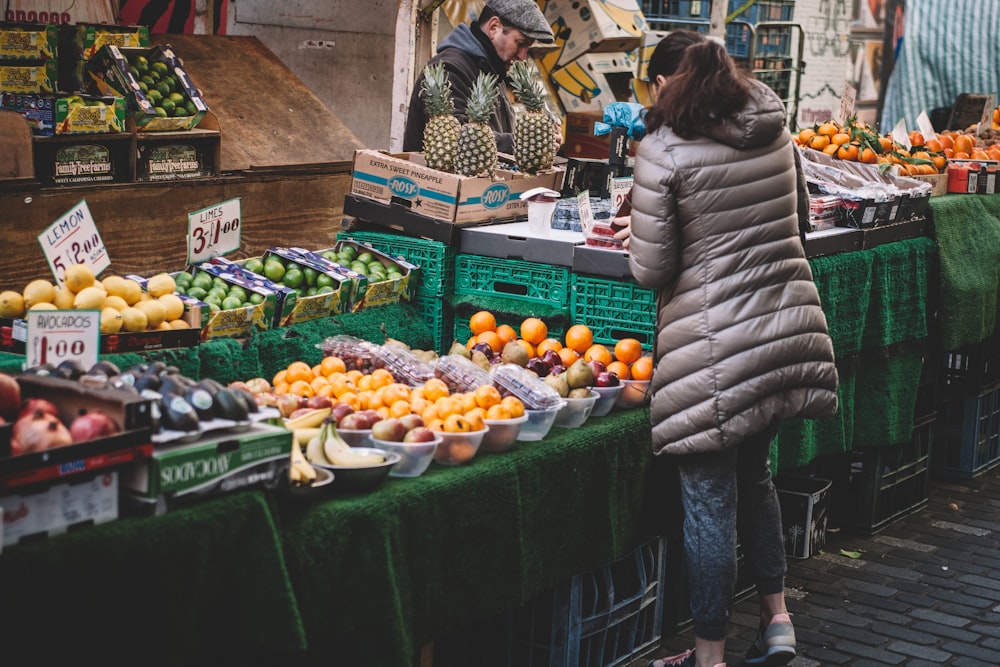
[25,309,100,371]
[611,177,634,216]
[576,190,594,235]
[979,93,997,136]
[891,118,910,150]
[916,111,937,145]
[188,198,242,264]
[836,82,857,126]
[38,200,110,286]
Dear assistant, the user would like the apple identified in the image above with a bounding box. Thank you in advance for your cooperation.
[288,407,317,421]
[338,412,370,431]
[306,394,332,410]
[403,426,438,443]
[0,372,21,421]
[358,409,383,429]
[587,360,607,377]
[245,377,272,395]
[372,417,407,442]
[253,391,278,408]
[472,342,494,360]
[228,380,252,394]
[398,414,424,432]
[330,402,355,425]
[276,393,304,419]
[549,364,566,376]
[525,357,550,378]
[541,349,561,369]
[595,371,620,387]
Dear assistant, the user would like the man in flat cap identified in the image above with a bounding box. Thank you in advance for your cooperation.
[403,0,555,156]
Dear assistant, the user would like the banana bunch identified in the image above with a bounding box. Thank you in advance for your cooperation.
[289,440,318,485]
[305,419,384,467]
[285,407,332,430]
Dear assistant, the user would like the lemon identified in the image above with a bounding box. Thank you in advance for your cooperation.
[102,275,130,299]
[122,278,143,306]
[120,306,148,332]
[168,319,190,329]
[0,290,25,318]
[63,263,95,293]
[100,307,123,334]
[156,321,173,331]
[135,299,166,329]
[73,286,107,310]
[158,293,185,321]
[147,273,177,298]
[28,302,58,311]
[105,295,129,311]
[23,279,56,308]
[53,286,76,309]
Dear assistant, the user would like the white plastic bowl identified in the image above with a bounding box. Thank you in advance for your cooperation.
[433,427,489,465]
[372,435,442,478]
[517,401,566,441]
[615,380,650,409]
[480,414,529,453]
[554,390,599,428]
[337,428,373,447]
[590,384,624,417]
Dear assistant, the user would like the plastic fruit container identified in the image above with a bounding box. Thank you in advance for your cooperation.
[590,384,624,417]
[490,363,564,410]
[372,435,442,478]
[480,414,529,453]
[373,343,435,386]
[553,390,599,428]
[433,427,489,465]
[434,354,492,393]
[615,380,650,409]
[337,428,373,447]
[317,334,378,372]
[517,401,566,441]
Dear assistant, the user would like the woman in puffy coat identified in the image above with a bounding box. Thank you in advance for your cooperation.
[630,34,839,667]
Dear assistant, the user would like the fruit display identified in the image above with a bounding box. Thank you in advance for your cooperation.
[0,264,193,334]
[173,268,261,314]
[419,61,460,173]
[509,60,557,175]
[455,71,499,178]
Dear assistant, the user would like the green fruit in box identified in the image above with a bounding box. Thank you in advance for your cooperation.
[243,258,264,274]
[160,98,175,114]
[263,260,285,282]
[175,271,193,286]
[192,274,213,290]
[303,267,318,287]
[187,286,207,300]
[185,101,198,115]
[151,61,169,76]
[340,245,358,261]
[133,55,149,73]
[171,106,187,117]
[156,81,171,97]
[222,296,243,310]
[154,107,168,118]
[141,74,155,88]
[248,292,265,305]
[146,89,163,105]
[356,252,375,265]
[138,80,148,93]
[316,274,335,289]
[228,286,247,302]
[283,268,304,289]
[168,92,185,105]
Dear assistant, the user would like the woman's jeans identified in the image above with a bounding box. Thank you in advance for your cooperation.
[675,423,786,641]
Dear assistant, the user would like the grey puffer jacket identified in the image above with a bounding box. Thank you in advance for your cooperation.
[628,80,838,456]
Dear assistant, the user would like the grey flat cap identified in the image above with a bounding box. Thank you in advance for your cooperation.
[485,0,555,43]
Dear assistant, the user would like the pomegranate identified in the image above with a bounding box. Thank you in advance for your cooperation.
[69,410,121,443]
[0,372,20,420]
[19,397,59,421]
[12,410,72,455]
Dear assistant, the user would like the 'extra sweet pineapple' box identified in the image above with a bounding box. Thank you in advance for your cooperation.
[349,150,565,226]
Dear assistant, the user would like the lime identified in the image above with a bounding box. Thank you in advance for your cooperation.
[321,251,338,262]
[243,258,264,274]
[156,81,171,97]
[350,262,368,274]
[146,89,163,105]
[134,55,149,73]
[147,70,161,83]
[141,75,156,88]
[306,287,318,296]
[302,267,318,287]
[187,286,208,300]
[202,294,222,307]
[151,61,169,76]
[174,284,187,295]
[228,285,247,302]
[160,98,175,114]
[316,274,335,289]
[185,101,198,115]
[154,107,168,118]
[191,273,213,290]
[356,252,375,265]
[129,65,140,78]
[137,80,148,93]
[317,285,334,295]
[339,246,358,261]
[212,277,229,290]
[283,268,304,289]
[172,106,188,117]
[168,92,185,105]
[263,260,285,282]
[222,296,244,311]
[248,292,265,305]
[207,287,228,301]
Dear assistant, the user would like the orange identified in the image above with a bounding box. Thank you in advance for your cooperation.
[474,384,502,409]
[382,382,412,405]
[564,324,594,354]
[476,330,503,353]
[631,356,653,381]
[500,395,525,418]
[436,396,464,419]
[426,417,445,432]
[338,391,361,411]
[345,369,365,384]
[486,404,512,420]
[464,407,486,431]
[971,150,990,160]
[356,374,374,392]
[495,324,518,346]
[285,361,313,384]
[519,317,548,345]
[924,138,942,153]
[273,382,290,395]
[317,384,335,399]
[272,369,288,388]
[831,132,850,146]
[583,344,613,366]
[320,355,347,376]
[817,122,839,136]
[607,360,631,380]
[457,392,477,413]
[469,310,497,336]
[535,338,564,356]
[376,406,390,420]
[288,379,314,397]
[466,335,477,350]
[953,134,974,156]
[908,131,924,147]
[823,143,839,156]
[858,147,878,164]
[557,347,580,366]
[389,399,412,418]
[422,377,450,402]
[836,143,859,161]
[310,375,330,394]
[410,396,430,414]
[421,404,441,424]
[369,368,394,389]
[937,134,953,150]
[613,338,643,364]
[878,136,894,152]
[797,128,816,144]
[807,134,830,150]
[516,338,536,358]
[311,363,323,378]
[443,413,473,433]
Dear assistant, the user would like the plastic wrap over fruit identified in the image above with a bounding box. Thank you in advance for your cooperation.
[434,354,493,393]
[490,363,564,410]
[317,335,379,372]
[373,343,435,386]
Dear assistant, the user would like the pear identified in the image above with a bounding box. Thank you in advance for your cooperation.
[449,340,471,359]
[501,340,530,367]
[544,372,570,398]
[566,358,595,389]
[471,349,491,370]
[568,387,593,398]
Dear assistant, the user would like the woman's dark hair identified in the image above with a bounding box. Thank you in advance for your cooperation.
[645,39,752,139]
[647,30,706,81]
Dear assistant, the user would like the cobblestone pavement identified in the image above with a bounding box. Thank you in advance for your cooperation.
[636,467,1000,667]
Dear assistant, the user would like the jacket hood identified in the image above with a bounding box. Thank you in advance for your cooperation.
[703,79,787,150]
[438,23,487,60]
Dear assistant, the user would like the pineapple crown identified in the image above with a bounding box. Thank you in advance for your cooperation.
[420,62,455,117]
[466,71,499,125]
[508,61,546,113]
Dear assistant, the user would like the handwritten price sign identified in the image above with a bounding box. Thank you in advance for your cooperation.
[188,198,241,264]
[38,200,110,285]
[25,309,100,371]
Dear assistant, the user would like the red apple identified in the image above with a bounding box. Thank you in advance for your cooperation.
[245,377,272,395]
[306,394,332,410]
[276,393,303,419]
[595,371,620,387]
[587,360,607,377]
[254,391,278,408]
[338,412,370,431]
[372,417,407,442]
[403,426,438,443]
[331,402,355,425]
[398,414,424,432]
[541,349,561,369]
[358,409,383,429]
[19,397,59,421]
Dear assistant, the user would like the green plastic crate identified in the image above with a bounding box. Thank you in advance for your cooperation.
[455,255,571,308]
[571,275,656,348]
[412,293,455,355]
[337,230,455,297]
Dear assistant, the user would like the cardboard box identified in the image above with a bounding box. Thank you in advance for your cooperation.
[634,29,670,81]
[0,22,58,60]
[31,131,134,185]
[85,43,209,132]
[542,0,647,68]
[188,263,282,338]
[120,422,291,514]
[911,173,948,197]
[251,248,355,323]
[551,51,637,114]
[0,59,57,93]
[775,475,832,559]
[459,220,582,267]
[1,91,125,136]
[313,241,417,310]
[349,150,564,225]
[1,470,118,547]
[72,23,150,61]
[135,112,221,181]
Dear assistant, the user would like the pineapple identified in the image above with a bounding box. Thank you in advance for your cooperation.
[420,62,460,173]
[509,61,557,175]
[454,71,499,178]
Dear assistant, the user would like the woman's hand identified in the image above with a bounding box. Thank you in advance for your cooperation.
[612,215,631,250]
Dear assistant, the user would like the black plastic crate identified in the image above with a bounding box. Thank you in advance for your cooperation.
[774,475,832,559]
[933,382,1000,479]
[941,328,1000,392]
[816,424,932,535]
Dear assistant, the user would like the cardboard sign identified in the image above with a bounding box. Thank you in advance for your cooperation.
[25,309,100,371]
[38,200,110,286]
[577,190,595,235]
[611,176,633,216]
[979,93,997,136]
[187,197,241,264]
[836,82,857,126]
[891,118,910,150]
[916,111,937,144]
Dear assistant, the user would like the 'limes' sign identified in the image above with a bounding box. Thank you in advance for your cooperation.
[188,197,241,264]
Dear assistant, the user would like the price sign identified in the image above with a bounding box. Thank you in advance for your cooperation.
[187,198,242,264]
[978,93,997,136]
[836,82,857,126]
[891,118,910,150]
[916,111,937,145]
[576,190,594,235]
[38,200,110,286]
[611,177,634,217]
[25,309,100,371]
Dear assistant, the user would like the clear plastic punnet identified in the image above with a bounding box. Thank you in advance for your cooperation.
[434,354,493,393]
[372,342,435,386]
[317,334,379,372]
[490,363,564,410]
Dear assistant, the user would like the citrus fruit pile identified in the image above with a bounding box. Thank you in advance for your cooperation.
[173,270,263,313]
[127,54,199,119]
[240,255,340,299]
[319,245,404,284]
